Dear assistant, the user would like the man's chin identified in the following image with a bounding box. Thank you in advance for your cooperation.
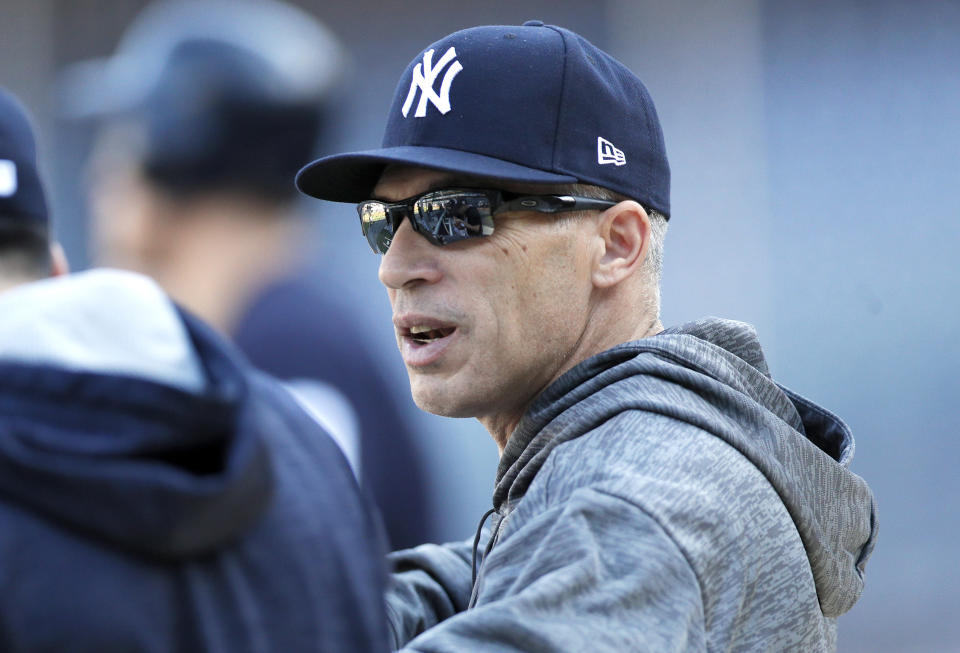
[409,380,477,419]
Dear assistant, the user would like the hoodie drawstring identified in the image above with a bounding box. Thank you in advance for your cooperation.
[471,507,496,588]
[470,506,506,608]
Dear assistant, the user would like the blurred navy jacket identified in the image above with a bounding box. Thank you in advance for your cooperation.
[234,271,433,549]
[0,270,388,652]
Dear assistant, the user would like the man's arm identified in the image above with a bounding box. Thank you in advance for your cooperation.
[385,538,475,648]
[393,487,705,652]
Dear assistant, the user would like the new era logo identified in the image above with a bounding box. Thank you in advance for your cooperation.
[597,137,626,166]
[0,160,17,197]
[402,47,463,118]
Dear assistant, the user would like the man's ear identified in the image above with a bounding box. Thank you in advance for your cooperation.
[591,201,650,289]
[49,242,69,277]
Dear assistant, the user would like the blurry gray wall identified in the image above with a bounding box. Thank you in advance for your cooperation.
[2,1,958,650]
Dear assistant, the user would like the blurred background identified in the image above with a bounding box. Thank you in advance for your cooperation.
[2,0,957,651]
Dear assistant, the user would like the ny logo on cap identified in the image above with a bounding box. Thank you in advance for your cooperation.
[402,47,463,118]
[0,160,17,197]
[597,137,626,167]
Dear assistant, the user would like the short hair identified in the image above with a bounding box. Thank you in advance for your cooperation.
[554,183,668,318]
[0,218,51,282]
[564,184,667,277]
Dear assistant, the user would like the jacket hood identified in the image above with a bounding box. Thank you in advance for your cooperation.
[0,269,273,558]
[494,317,878,618]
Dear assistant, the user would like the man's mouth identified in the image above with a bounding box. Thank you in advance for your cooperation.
[395,315,460,366]
[407,324,457,345]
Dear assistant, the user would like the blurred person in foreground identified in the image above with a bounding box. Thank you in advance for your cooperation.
[296,21,879,652]
[0,86,387,652]
[61,0,431,549]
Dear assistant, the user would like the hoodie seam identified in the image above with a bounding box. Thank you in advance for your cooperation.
[590,486,708,632]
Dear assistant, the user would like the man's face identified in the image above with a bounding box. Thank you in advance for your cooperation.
[86,124,175,276]
[373,166,598,435]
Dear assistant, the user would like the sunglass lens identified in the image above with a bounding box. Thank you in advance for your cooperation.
[359,202,394,254]
[413,192,493,245]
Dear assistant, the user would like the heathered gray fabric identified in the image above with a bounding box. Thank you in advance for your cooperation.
[386,317,878,652]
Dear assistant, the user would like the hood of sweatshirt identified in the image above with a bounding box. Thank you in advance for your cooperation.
[0,269,273,558]
[493,317,878,618]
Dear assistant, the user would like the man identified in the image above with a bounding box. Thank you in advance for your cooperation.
[0,86,387,652]
[60,0,432,549]
[0,94,67,289]
[296,22,879,652]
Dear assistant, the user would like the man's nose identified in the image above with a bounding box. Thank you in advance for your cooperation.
[378,217,443,289]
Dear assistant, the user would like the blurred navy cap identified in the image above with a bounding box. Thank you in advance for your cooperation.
[0,87,48,225]
[296,21,670,218]
[60,0,345,201]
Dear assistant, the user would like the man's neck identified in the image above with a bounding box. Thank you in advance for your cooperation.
[481,312,663,456]
[480,414,520,456]
[155,210,307,335]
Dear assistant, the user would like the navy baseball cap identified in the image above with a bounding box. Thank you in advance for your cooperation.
[59,0,345,200]
[0,87,47,224]
[296,21,670,217]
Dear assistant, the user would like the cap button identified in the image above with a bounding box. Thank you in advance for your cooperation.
[522,20,544,27]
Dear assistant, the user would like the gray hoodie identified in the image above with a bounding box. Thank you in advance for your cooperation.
[385,318,877,652]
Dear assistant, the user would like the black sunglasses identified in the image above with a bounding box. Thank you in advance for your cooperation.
[357,188,617,254]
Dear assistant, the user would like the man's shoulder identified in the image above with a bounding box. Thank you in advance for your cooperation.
[244,370,354,467]
[548,409,744,475]
[239,369,385,565]
[533,409,787,527]
[520,408,820,624]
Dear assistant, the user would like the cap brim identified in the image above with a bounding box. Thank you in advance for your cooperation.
[58,56,157,120]
[295,145,579,202]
